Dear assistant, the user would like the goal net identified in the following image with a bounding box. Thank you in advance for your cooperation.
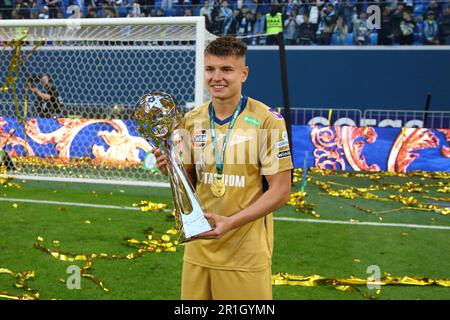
[0,17,215,186]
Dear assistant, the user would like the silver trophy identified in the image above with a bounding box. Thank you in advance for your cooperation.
[134,92,212,242]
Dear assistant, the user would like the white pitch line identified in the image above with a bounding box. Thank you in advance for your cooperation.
[1,197,449,231]
[274,217,450,230]
[0,197,145,211]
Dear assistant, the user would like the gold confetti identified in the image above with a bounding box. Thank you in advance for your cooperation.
[0,267,39,300]
[272,272,450,299]
[287,191,318,217]
[34,227,179,293]
[132,200,168,212]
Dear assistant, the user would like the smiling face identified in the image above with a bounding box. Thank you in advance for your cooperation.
[204,54,249,101]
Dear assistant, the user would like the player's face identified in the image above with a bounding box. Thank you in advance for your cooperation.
[204,54,248,101]
[40,75,49,86]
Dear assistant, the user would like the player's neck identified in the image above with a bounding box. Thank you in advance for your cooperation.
[212,94,242,121]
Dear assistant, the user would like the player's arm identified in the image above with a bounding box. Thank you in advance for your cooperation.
[198,169,291,239]
[30,87,51,101]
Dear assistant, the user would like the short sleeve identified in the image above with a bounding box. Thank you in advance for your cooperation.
[259,110,293,176]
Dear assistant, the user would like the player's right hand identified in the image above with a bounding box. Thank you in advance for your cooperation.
[152,147,168,175]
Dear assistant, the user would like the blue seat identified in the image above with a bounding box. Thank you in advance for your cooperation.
[370,32,378,45]
[414,4,424,16]
[164,8,177,16]
[345,33,354,45]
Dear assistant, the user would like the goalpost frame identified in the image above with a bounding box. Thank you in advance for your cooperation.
[0,17,209,187]
[0,16,207,108]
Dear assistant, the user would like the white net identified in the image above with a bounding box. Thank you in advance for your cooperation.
[0,17,215,185]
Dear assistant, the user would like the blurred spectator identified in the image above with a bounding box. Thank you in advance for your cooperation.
[138,0,155,17]
[0,0,14,19]
[39,5,50,19]
[237,9,255,42]
[308,0,320,35]
[204,14,214,33]
[378,6,393,45]
[227,8,243,35]
[392,3,405,43]
[127,2,142,17]
[284,10,299,45]
[90,0,103,18]
[211,3,225,35]
[86,6,97,18]
[161,0,172,10]
[342,0,355,32]
[104,7,116,17]
[425,0,441,20]
[415,13,424,43]
[155,7,164,17]
[200,0,213,21]
[244,0,257,14]
[221,1,234,34]
[423,11,440,45]
[399,11,416,45]
[45,0,61,19]
[439,7,450,44]
[265,5,283,45]
[252,10,266,44]
[284,0,296,17]
[15,0,31,19]
[317,3,337,45]
[1,0,449,47]
[298,13,315,45]
[331,15,348,45]
[353,11,369,45]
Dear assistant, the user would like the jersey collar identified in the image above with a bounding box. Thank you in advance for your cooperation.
[209,95,248,126]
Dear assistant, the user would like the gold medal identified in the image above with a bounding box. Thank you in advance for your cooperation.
[211,175,226,198]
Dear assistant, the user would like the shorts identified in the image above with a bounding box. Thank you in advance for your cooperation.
[180,260,272,300]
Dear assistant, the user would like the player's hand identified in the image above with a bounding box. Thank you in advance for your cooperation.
[195,212,234,240]
[152,147,168,175]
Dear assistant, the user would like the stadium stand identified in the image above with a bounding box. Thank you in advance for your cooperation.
[1,0,450,45]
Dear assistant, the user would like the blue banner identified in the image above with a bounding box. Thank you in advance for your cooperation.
[292,125,450,172]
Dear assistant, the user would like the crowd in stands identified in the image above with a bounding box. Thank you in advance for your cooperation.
[1,0,449,45]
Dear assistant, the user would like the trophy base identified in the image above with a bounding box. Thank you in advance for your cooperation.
[179,212,213,243]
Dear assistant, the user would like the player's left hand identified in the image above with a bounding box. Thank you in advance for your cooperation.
[195,212,234,240]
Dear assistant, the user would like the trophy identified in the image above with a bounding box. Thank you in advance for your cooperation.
[134,92,213,242]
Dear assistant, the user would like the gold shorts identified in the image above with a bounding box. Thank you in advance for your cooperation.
[181,260,272,300]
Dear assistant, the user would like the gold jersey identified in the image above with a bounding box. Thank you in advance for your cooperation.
[180,96,293,272]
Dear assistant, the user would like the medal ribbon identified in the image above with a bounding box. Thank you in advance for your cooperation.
[209,96,246,176]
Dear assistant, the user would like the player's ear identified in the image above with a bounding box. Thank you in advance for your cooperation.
[241,66,249,84]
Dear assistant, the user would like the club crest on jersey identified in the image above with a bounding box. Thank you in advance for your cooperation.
[193,129,207,148]
[269,109,284,120]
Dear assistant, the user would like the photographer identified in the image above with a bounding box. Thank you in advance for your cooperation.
[28,73,64,118]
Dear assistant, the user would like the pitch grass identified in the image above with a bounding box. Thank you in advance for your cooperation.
[0,172,449,300]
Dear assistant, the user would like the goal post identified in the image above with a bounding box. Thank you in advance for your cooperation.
[0,17,215,186]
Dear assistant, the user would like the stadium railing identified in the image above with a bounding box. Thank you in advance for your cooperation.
[289,108,450,128]
[363,109,450,129]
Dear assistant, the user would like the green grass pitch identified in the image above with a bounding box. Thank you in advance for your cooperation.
[1,172,449,300]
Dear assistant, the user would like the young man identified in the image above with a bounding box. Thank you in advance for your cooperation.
[153,36,292,300]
